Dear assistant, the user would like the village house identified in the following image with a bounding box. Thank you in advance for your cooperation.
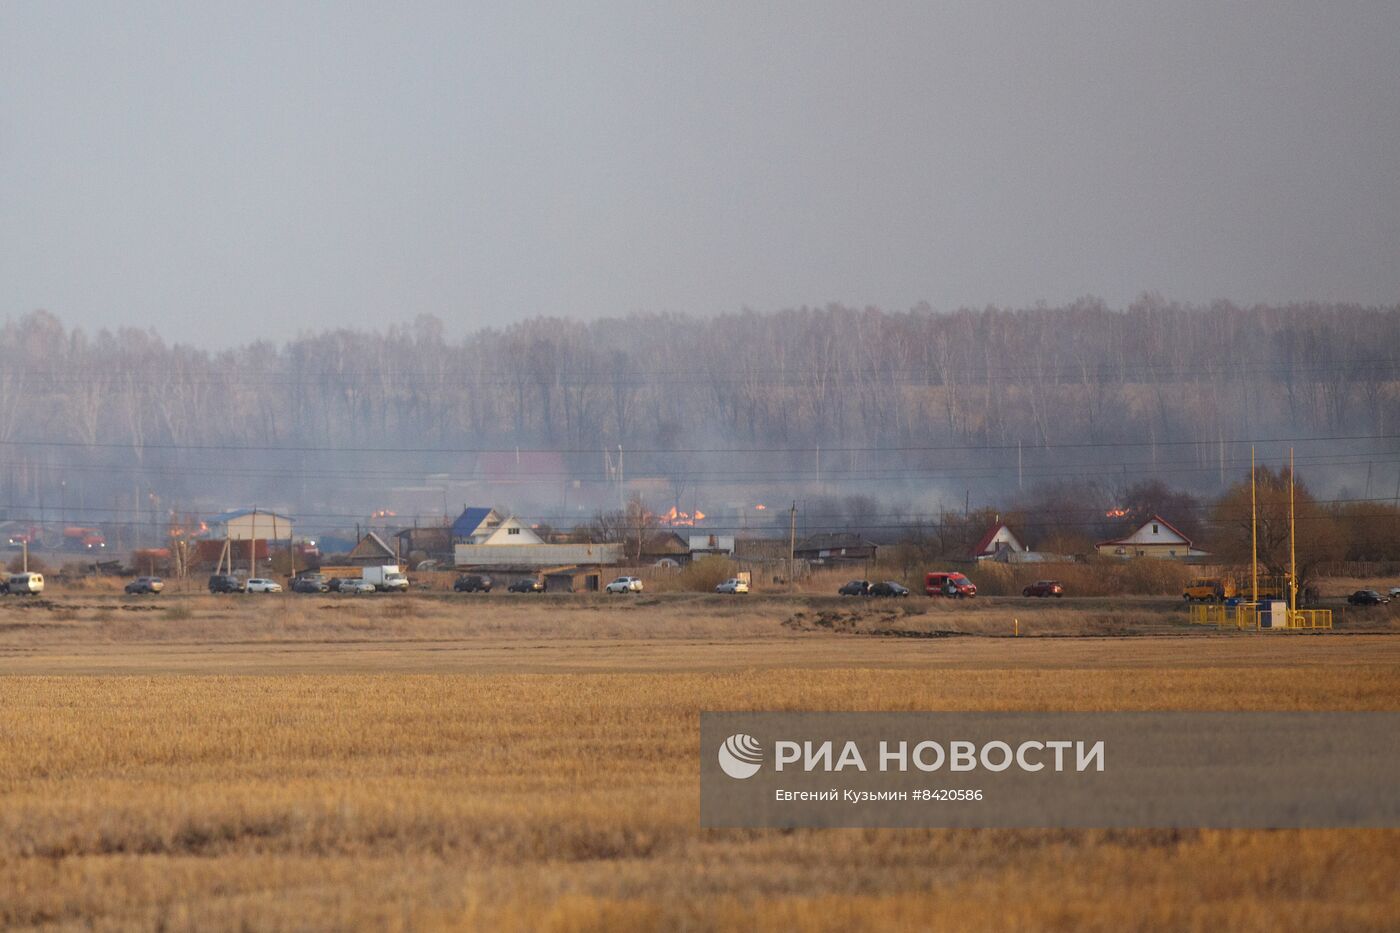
[451,507,506,544]
[394,525,454,567]
[641,531,691,567]
[450,504,622,589]
[1095,515,1208,559]
[346,532,399,567]
[689,533,736,559]
[969,522,1072,563]
[969,522,1026,561]
[794,532,877,564]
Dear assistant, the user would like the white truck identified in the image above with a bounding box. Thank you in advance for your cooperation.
[362,565,409,592]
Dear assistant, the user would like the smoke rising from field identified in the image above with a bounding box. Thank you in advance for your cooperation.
[0,299,1396,545]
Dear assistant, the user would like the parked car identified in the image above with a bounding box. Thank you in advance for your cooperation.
[246,578,283,594]
[868,581,910,598]
[1389,586,1400,599]
[337,579,376,595]
[208,574,245,594]
[454,574,492,593]
[507,579,545,593]
[125,576,164,595]
[7,572,44,596]
[1023,580,1064,598]
[1347,590,1390,606]
[290,574,329,594]
[839,579,871,596]
[925,572,977,598]
[605,576,644,594]
[716,578,750,594]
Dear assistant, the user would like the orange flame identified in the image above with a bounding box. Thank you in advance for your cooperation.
[1105,508,1128,518]
[754,503,767,510]
[658,506,706,526]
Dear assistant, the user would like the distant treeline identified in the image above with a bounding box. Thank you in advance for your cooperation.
[0,297,1396,521]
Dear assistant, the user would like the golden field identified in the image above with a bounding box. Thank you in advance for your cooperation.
[1,593,1398,931]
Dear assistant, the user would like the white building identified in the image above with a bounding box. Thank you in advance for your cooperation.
[207,509,294,541]
[476,516,545,546]
[970,523,1025,561]
[689,534,736,557]
[1096,515,1208,559]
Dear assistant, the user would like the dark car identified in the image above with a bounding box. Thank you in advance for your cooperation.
[1347,590,1390,606]
[839,580,871,596]
[454,574,492,593]
[125,576,164,595]
[869,581,910,598]
[1022,580,1065,598]
[208,573,244,594]
[291,574,329,594]
[507,578,545,593]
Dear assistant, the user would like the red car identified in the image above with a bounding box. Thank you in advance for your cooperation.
[1022,580,1064,598]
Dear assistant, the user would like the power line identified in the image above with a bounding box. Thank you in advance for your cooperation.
[0,432,1394,456]
[3,359,1395,386]
[2,450,1396,484]
[3,497,1394,530]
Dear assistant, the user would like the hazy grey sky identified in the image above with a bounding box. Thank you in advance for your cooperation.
[3,1,1397,346]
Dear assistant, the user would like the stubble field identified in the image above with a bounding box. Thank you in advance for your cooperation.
[1,592,1397,930]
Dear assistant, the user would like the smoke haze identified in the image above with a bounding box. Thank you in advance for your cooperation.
[4,2,1399,345]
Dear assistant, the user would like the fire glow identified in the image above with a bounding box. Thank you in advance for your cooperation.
[658,506,706,526]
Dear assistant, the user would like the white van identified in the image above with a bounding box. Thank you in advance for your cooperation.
[7,572,45,595]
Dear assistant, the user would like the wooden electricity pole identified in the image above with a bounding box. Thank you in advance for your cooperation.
[1250,449,1258,605]
[788,501,797,591]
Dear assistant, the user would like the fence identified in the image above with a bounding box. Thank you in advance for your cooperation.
[1188,602,1257,630]
[1189,603,1331,630]
[1286,609,1333,630]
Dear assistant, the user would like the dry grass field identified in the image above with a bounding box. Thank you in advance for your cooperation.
[2,592,1398,930]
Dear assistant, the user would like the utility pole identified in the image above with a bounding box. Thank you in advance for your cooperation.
[1289,448,1297,612]
[1250,449,1258,605]
[1017,441,1023,491]
[788,501,797,591]
[1218,425,1226,490]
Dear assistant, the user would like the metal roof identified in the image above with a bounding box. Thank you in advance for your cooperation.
[451,507,494,538]
[209,508,294,523]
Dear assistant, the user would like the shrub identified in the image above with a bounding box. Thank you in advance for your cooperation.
[6,554,48,574]
[679,557,738,592]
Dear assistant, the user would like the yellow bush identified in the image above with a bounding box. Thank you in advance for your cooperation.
[678,556,738,592]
